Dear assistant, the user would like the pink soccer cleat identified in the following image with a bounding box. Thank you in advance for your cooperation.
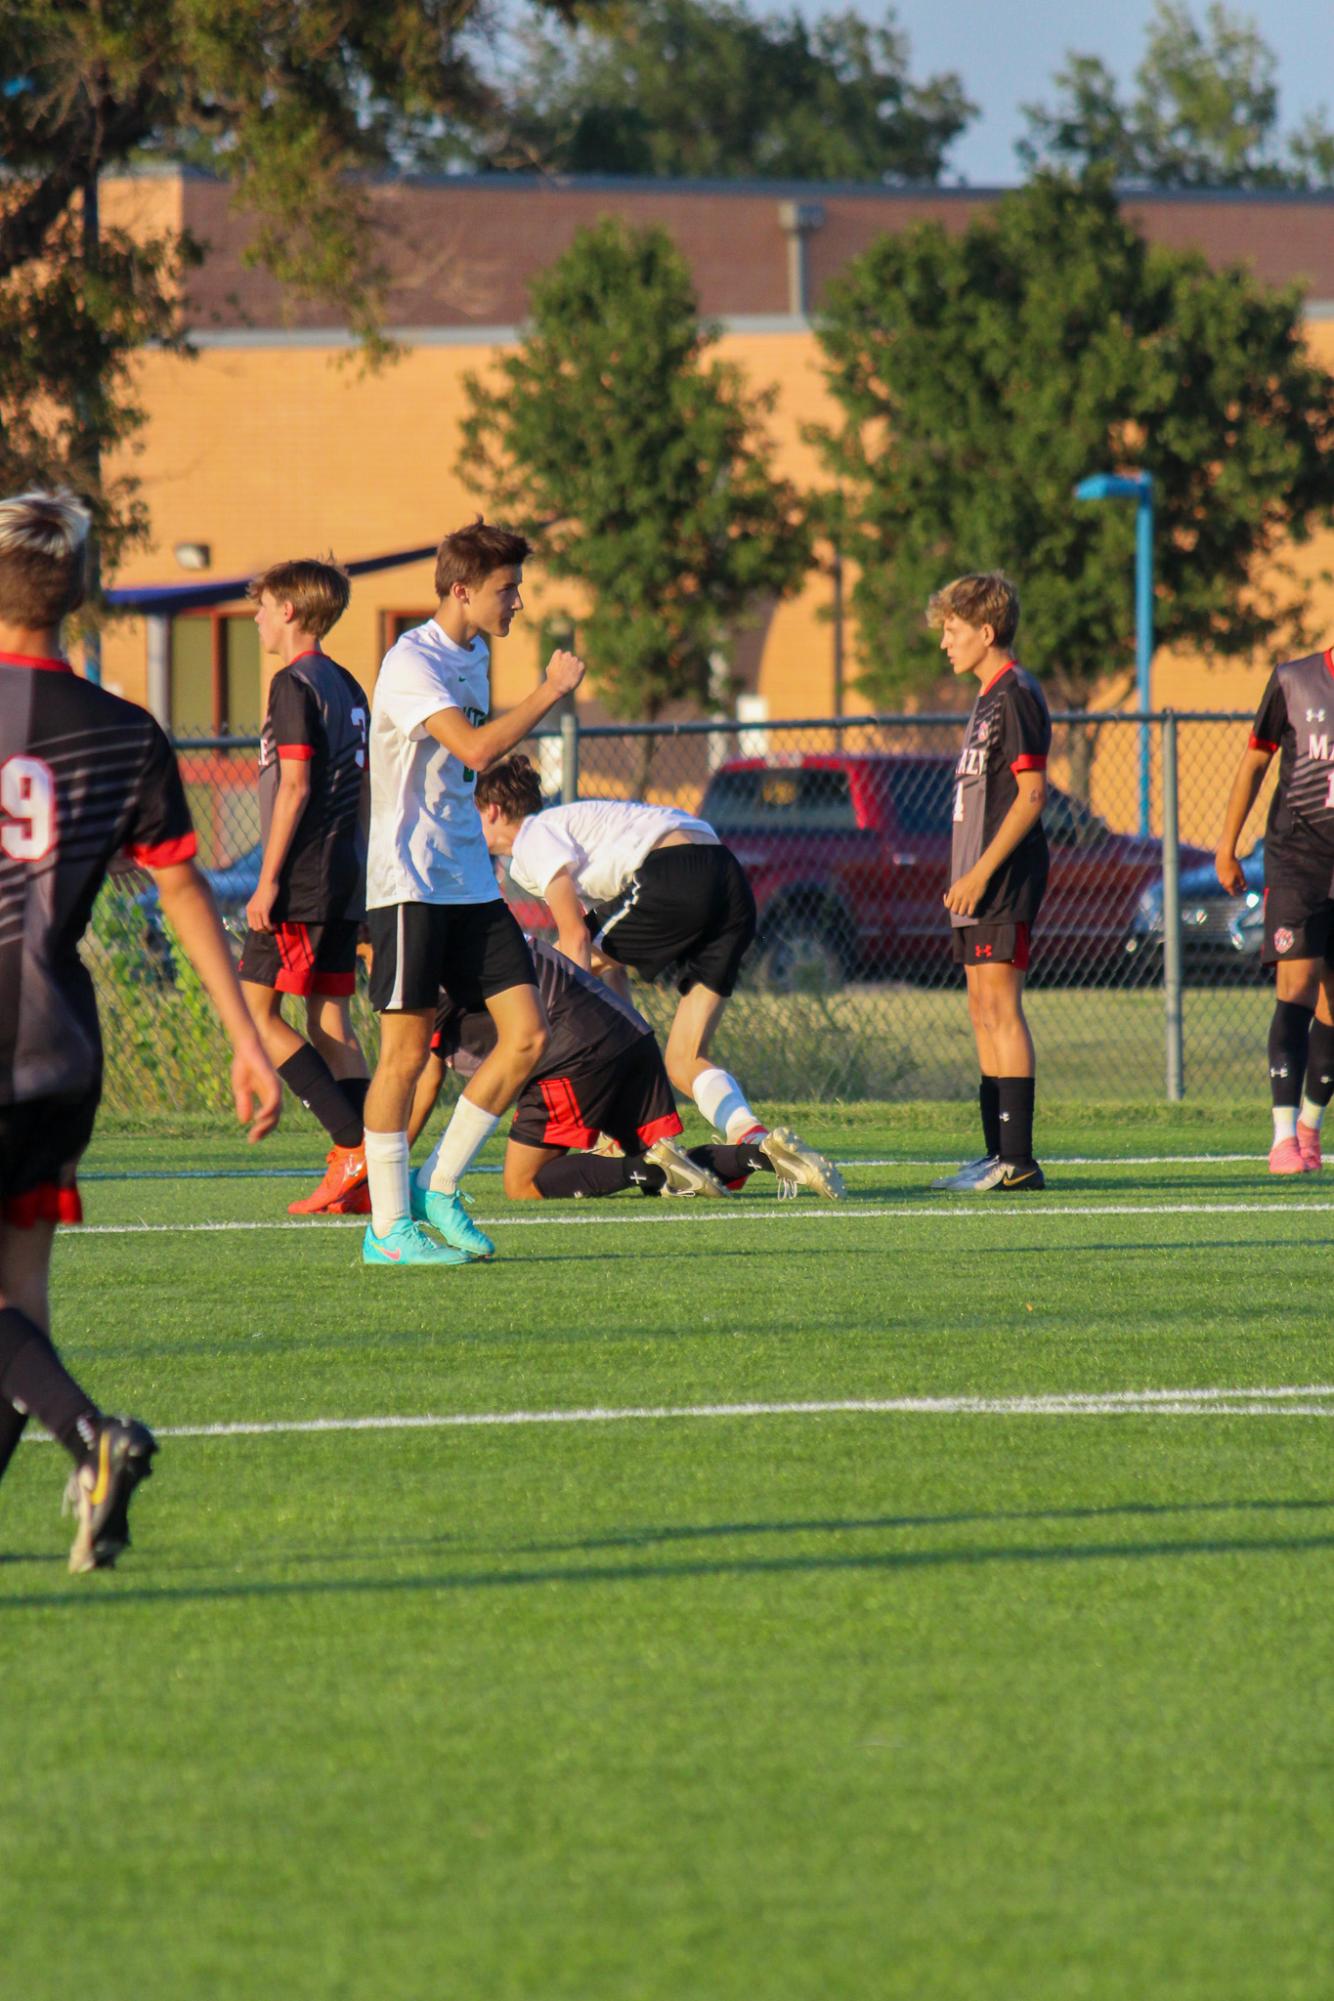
[1297,1121,1323,1173]
[1268,1136,1305,1175]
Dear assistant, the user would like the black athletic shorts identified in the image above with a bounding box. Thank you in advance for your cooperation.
[586,843,758,997]
[509,1033,682,1155]
[0,1086,99,1225]
[366,898,535,1013]
[239,918,359,997]
[1262,848,1334,965]
[952,921,1032,969]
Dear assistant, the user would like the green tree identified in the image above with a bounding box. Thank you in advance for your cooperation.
[458,219,810,768]
[0,0,600,575]
[811,174,1334,781]
[458,0,973,183]
[1019,2,1334,188]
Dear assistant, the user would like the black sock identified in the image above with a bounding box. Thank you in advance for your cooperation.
[337,1075,370,1131]
[979,1075,1001,1157]
[278,1046,364,1148]
[1268,1000,1312,1108]
[0,1307,100,1464]
[996,1077,1036,1163]
[0,1401,29,1483]
[1302,1017,1334,1109]
[692,1143,772,1185]
[534,1154,667,1199]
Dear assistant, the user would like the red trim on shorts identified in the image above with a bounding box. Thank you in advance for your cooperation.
[4,1183,82,1227]
[1010,754,1047,773]
[1012,923,1031,970]
[272,922,318,995]
[311,970,355,997]
[1249,734,1279,754]
[637,1111,683,1147]
[277,744,315,761]
[539,1076,596,1150]
[127,831,198,868]
[0,651,73,674]
[980,659,1016,695]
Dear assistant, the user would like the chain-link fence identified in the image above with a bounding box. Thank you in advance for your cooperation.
[91,711,1275,1118]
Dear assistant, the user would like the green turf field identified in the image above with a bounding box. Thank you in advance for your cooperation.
[3,1106,1330,2000]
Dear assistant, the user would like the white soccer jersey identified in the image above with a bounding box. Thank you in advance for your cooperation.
[509,798,719,904]
[366,621,500,909]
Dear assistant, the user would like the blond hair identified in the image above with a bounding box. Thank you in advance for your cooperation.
[246,558,350,639]
[926,572,1020,649]
[0,490,90,627]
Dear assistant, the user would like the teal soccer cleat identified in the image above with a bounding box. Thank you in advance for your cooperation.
[362,1219,472,1267]
[409,1186,496,1260]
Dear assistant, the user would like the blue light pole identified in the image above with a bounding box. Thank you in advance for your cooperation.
[1075,470,1155,835]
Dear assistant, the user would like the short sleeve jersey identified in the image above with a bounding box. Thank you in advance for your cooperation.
[434,938,652,1090]
[508,799,720,905]
[0,652,196,1103]
[258,651,368,922]
[366,621,499,910]
[949,661,1051,928]
[1249,650,1334,868]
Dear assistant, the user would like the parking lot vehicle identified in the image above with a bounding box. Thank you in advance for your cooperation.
[1122,841,1266,982]
[698,753,1213,989]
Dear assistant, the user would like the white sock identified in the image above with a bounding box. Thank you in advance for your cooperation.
[1299,1094,1326,1131]
[1272,1106,1299,1143]
[691,1066,762,1143]
[365,1129,411,1237]
[418,1094,499,1195]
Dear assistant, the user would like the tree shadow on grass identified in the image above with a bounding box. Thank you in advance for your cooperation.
[5,1523,1333,1614]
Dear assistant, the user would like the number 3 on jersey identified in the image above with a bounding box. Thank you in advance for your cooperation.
[0,754,56,860]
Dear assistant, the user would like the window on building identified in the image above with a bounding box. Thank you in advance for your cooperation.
[169,611,262,736]
[379,610,434,658]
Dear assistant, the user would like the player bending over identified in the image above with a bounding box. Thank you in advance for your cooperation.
[474,758,843,1199]
[929,573,1050,1193]
[240,559,371,1215]
[1216,641,1334,1172]
[361,519,585,1267]
[408,937,788,1202]
[0,492,280,1571]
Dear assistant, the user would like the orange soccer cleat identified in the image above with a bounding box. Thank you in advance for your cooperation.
[289,1143,369,1215]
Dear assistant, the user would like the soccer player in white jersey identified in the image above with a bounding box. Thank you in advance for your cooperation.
[361,519,585,1266]
[474,756,844,1199]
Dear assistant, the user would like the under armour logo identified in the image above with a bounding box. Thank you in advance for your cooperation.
[975,943,994,958]
[1308,708,1328,721]
[630,1170,649,1184]
[1270,1064,1290,1078]
[999,1110,1011,1122]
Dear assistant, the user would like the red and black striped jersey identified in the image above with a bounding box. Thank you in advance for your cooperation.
[949,661,1051,928]
[0,652,195,1104]
[433,937,651,1087]
[257,651,368,922]
[1250,651,1334,865]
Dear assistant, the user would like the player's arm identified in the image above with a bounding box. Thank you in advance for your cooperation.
[944,775,1048,917]
[424,649,586,772]
[542,867,593,970]
[153,860,282,1140]
[246,758,311,933]
[1215,744,1273,893]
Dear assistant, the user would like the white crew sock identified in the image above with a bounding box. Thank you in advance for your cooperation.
[364,1129,411,1238]
[691,1066,763,1144]
[1272,1106,1299,1143]
[1299,1094,1326,1132]
[417,1094,500,1196]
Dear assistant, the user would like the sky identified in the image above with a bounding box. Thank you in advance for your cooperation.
[800,0,1334,185]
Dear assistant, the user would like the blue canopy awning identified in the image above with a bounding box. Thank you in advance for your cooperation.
[106,543,438,615]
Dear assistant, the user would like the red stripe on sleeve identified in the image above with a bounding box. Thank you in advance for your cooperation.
[127,832,198,868]
[1011,754,1048,773]
[1248,735,1279,754]
[277,744,315,761]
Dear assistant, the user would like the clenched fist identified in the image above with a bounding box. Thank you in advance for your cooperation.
[545,648,587,696]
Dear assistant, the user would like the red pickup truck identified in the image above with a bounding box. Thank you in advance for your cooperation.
[698,752,1211,989]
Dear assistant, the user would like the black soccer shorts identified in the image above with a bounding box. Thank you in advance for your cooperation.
[585,844,757,997]
[366,898,535,1012]
[0,1087,100,1226]
[952,921,1032,969]
[508,1034,682,1155]
[239,918,360,997]
[1262,850,1334,966]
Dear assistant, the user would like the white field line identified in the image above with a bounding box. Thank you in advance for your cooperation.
[81,1152,1268,1184]
[23,1384,1334,1445]
[71,1198,1334,1237]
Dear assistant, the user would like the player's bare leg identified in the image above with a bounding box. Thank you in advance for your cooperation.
[361,1010,467,1264]
[248,984,369,1214]
[962,961,1042,1192]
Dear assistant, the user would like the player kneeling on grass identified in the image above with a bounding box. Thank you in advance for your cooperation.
[1216,642,1334,1173]
[240,559,372,1216]
[408,937,789,1202]
[475,758,843,1199]
[929,573,1050,1194]
[0,492,281,1572]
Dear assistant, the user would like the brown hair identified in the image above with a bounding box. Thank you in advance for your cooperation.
[474,753,543,822]
[434,518,532,598]
[0,490,90,627]
[246,557,350,639]
[926,572,1020,649]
